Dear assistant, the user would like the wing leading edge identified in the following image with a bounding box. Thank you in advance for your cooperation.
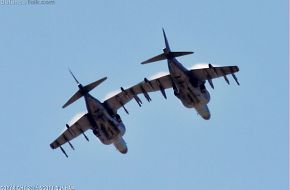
[104,65,239,113]
[103,75,173,114]
[104,65,239,114]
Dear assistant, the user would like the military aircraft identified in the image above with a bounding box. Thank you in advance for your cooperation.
[116,29,240,120]
[50,70,145,156]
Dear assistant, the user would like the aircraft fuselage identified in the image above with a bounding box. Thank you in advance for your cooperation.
[84,94,127,153]
[167,58,211,120]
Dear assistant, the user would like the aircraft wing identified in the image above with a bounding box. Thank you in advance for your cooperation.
[50,113,92,149]
[103,75,173,113]
[189,65,239,81]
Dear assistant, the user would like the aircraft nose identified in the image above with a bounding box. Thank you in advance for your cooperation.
[120,147,128,154]
[203,114,211,120]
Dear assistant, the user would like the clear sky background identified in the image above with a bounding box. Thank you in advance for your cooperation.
[0,0,288,189]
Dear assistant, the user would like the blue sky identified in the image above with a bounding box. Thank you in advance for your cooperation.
[0,0,288,189]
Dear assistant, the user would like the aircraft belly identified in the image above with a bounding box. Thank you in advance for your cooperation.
[175,83,201,107]
[178,91,195,108]
[85,95,124,145]
[93,117,125,145]
[168,60,210,108]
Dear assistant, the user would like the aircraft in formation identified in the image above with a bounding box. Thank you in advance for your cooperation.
[50,71,132,156]
[139,29,240,120]
[50,30,240,156]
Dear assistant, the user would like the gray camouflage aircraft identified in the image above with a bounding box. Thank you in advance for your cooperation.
[50,30,240,156]
[50,70,143,156]
[117,29,240,120]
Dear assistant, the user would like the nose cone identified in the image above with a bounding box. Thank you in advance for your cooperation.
[120,147,128,154]
[113,137,128,154]
[196,105,211,120]
[203,113,211,120]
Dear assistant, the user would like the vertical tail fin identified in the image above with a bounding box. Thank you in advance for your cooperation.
[162,28,171,53]
[141,29,193,64]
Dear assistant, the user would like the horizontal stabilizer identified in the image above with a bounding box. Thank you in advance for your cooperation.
[83,77,107,92]
[62,76,107,108]
[63,90,82,108]
[141,51,193,64]
[141,53,167,64]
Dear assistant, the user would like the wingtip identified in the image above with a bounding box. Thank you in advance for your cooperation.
[62,102,69,109]
[50,143,55,149]
[100,76,108,83]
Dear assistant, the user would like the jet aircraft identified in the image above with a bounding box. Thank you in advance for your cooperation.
[50,30,240,157]
[115,29,240,120]
[50,70,144,156]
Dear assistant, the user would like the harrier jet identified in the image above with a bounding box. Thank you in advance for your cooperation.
[50,71,144,156]
[116,29,240,120]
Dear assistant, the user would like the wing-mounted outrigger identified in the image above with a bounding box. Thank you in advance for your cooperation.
[207,63,240,88]
[62,69,107,108]
[140,85,152,102]
[156,79,167,99]
[121,87,143,107]
[231,73,240,85]
[143,77,168,99]
[190,63,240,90]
